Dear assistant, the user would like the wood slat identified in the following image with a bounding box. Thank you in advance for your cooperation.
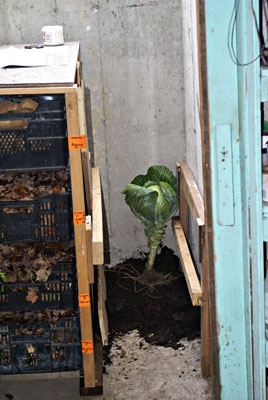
[76,61,82,86]
[97,265,109,346]
[0,86,77,94]
[86,216,94,284]
[77,80,88,137]
[82,150,92,215]
[79,82,92,215]
[92,168,104,265]
[196,217,204,263]
[172,217,203,306]
[179,172,189,240]
[177,162,205,224]
[65,92,95,389]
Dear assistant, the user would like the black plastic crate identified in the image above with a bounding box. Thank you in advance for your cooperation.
[0,262,77,311]
[0,95,68,172]
[0,314,82,374]
[0,193,73,243]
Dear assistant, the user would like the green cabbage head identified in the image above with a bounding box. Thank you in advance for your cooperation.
[121,165,178,271]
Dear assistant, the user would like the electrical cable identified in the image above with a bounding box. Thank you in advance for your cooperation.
[227,0,263,66]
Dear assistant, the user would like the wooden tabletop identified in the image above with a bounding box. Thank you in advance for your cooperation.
[0,42,80,87]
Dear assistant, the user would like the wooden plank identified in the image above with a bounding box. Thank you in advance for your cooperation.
[0,42,79,86]
[97,264,109,346]
[172,217,203,306]
[82,150,92,214]
[86,216,94,284]
[0,86,77,95]
[196,0,212,381]
[65,92,95,389]
[200,239,211,378]
[79,81,93,216]
[177,162,205,224]
[77,80,87,136]
[92,167,104,265]
[179,172,189,240]
[94,332,104,389]
[0,371,80,382]
[80,332,103,396]
[76,61,82,86]
[196,217,204,263]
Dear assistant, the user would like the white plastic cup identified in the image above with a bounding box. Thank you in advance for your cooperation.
[41,25,64,46]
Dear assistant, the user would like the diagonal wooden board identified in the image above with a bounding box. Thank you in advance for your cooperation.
[78,82,107,346]
[97,264,109,346]
[92,168,104,265]
[65,91,95,389]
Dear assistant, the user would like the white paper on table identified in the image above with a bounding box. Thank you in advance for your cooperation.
[0,46,68,68]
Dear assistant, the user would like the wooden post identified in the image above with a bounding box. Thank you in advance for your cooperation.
[196,0,213,382]
[179,166,189,240]
[65,92,95,388]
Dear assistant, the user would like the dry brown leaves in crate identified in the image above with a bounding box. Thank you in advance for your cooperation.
[0,242,75,283]
[25,288,39,304]
[0,170,70,202]
[0,309,75,328]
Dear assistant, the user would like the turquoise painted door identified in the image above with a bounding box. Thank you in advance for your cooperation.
[203,0,265,398]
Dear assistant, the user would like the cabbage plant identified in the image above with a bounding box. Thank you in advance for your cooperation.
[122,165,178,272]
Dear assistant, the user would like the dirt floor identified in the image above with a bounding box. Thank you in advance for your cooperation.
[0,248,212,399]
[102,247,212,399]
[105,247,201,350]
[103,331,212,400]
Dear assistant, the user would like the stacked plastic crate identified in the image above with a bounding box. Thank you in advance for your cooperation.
[0,94,82,375]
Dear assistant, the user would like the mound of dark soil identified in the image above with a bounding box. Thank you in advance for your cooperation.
[105,247,200,350]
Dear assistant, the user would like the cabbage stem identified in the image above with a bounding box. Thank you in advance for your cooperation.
[145,245,159,271]
[145,224,166,271]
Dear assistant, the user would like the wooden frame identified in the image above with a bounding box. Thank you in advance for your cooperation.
[173,162,204,305]
[172,161,210,378]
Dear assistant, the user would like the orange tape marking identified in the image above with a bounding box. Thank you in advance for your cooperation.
[73,211,85,225]
[68,135,87,150]
[79,294,91,308]
[82,341,94,354]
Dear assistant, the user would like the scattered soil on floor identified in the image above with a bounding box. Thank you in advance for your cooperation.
[105,247,200,352]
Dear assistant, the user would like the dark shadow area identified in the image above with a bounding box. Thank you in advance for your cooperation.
[101,186,110,265]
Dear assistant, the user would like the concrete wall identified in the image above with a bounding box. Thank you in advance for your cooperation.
[0,0,186,265]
